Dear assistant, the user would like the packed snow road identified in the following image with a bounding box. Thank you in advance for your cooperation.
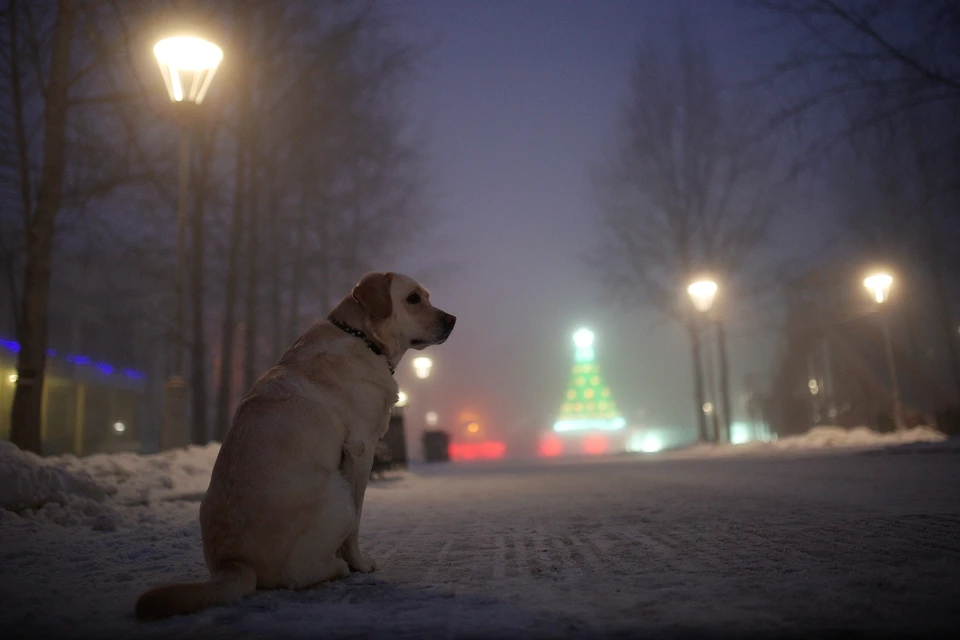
[2,442,959,639]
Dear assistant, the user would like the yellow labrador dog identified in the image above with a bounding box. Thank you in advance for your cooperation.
[135,272,455,620]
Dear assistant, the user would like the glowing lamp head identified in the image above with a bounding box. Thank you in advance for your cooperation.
[863,273,893,304]
[112,421,126,434]
[412,356,433,379]
[425,411,439,426]
[687,279,718,313]
[466,421,480,434]
[395,390,409,408]
[153,36,223,104]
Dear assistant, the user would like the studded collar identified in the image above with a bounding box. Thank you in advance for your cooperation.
[330,318,395,375]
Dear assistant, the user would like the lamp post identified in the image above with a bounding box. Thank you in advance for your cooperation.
[154,34,223,449]
[687,279,723,443]
[412,356,434,460]
[863,272,904,431]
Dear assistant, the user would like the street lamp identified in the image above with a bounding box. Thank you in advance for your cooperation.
[412,356,433,380]
[154,34,222,449]
[687,278,722,443]
[863,271,904,431]
[687,279,718,313]
[411,356,435,460]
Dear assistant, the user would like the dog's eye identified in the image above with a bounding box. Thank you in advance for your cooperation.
[406,293,421,304]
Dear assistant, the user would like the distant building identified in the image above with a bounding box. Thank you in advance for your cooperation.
[763,261,955,436]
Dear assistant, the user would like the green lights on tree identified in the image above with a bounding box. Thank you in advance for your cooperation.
[553,327,625,432]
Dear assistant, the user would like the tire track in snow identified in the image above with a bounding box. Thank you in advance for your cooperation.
[419,538,454,585]
[491,534,506,581]
[375,521,429,562]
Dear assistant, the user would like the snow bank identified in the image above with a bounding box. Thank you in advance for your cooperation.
[55,443,220,506]
[0,440,117,529]
[0,440,220,530]
[668,425,948,458]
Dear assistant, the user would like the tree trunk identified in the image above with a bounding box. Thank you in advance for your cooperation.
[268,173,283,358]
[286,195,308,345]
[213,12,252,443]
[10,0,77,455]
[687,318,708,443]
[242,116,261,393]
[715,318,732,444]
[5,0,30,334]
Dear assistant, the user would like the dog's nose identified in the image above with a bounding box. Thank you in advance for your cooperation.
[443,314,457,327]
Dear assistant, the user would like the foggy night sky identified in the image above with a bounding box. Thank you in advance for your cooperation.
[381,0,808,444]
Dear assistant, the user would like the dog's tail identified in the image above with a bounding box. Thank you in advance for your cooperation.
[135,561,257,621]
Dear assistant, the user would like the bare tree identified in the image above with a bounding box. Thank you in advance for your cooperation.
[751,0,960,403]
[589,22,783,442]
[5,0,78,454]
[749,0,960,166]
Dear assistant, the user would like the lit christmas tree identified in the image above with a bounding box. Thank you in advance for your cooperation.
[553,328,625,432]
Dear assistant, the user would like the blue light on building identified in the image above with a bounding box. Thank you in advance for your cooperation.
[0,337,146,381]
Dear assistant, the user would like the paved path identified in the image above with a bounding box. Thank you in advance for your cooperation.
[4,448,960,639]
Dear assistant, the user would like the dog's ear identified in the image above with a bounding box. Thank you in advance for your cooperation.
[352,272,394,321]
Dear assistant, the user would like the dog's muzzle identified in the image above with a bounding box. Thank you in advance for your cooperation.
[435,313,456,344]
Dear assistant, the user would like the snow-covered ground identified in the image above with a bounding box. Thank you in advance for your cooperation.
[1,426,959,639]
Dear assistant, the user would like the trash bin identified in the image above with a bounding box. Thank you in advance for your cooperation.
[422,430,450,462]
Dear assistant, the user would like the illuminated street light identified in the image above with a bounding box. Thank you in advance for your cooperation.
[863,271,904,431]
[863,273,893,304]
[153,36,223,105]
[154,31,222,449]
[413,356,433,380]
[425,411,439,427]
[395,390,409,408]
[687,279,718,313]
[687,278,723,443]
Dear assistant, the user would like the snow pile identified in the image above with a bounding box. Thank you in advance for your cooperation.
[55,443,220,506]
[0,440,117,529]
[670,425,948,458]
[0,441,221,530]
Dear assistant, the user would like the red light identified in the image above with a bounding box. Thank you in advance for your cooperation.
[582,435,608,455]
[539,436,563,457]
[449,441,506,461]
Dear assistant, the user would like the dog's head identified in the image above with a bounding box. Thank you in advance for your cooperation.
[350,271,456,358]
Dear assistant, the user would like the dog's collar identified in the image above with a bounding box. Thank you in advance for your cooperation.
[330,318,395,375]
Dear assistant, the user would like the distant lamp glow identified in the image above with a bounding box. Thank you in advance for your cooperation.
[553,417,626,433]
[395,390,409,408]
[153,36,223,104]
[687,279,718,313]
[641,435,663,453]
[863,269,904,430]
[412,356,433,380]
[808,379,819,395]
[425,411,438,426]
[7,373,16,383]
[863,272,893,304]
[112,422,126,434]
[702,402,714,415]
[466,421,480,434]
[539,435,563,457]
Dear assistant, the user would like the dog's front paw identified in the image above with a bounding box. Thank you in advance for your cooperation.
[348,552,377,573]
